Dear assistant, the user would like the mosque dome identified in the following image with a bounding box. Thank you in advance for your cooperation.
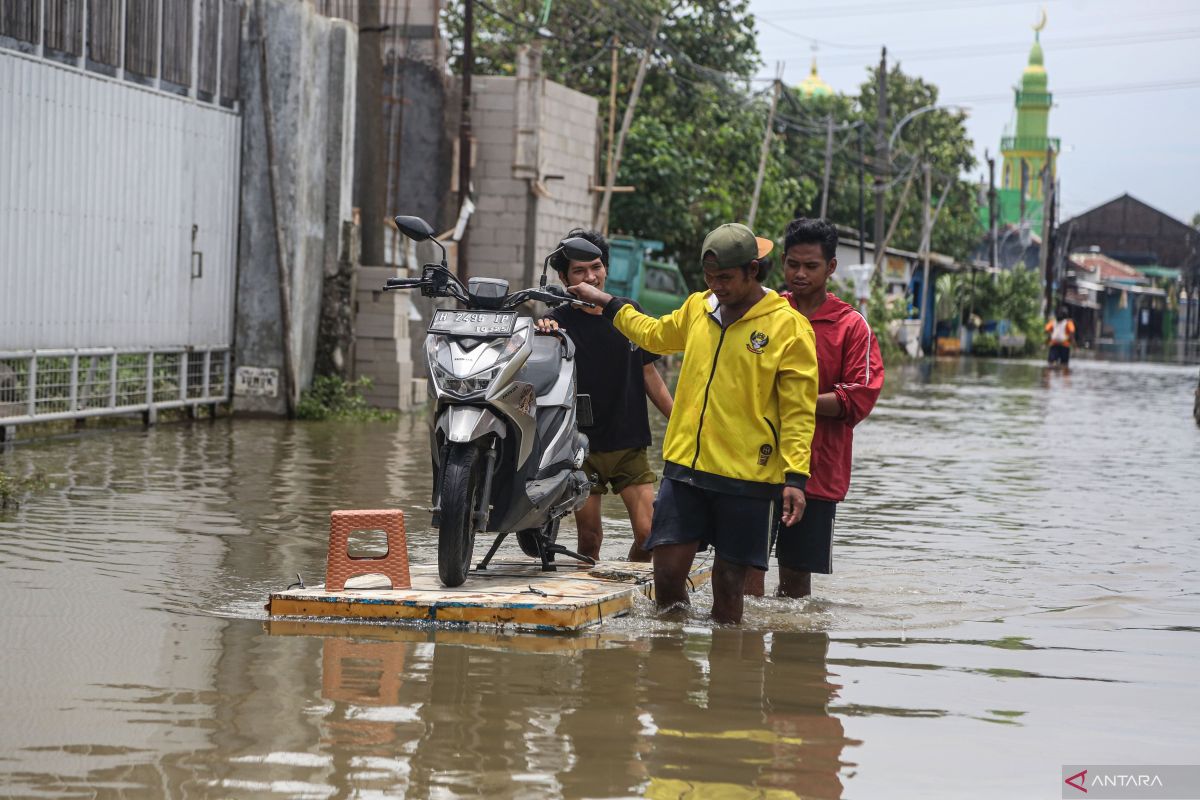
[798,58,833,99]
[1021,34,1047,92]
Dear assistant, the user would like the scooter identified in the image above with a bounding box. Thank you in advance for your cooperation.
[384,215,599,587]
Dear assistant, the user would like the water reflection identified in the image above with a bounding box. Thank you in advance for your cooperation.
[213,624,857,799]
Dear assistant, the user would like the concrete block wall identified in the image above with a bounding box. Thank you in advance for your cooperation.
[468,76,529,288]
[354,266,417,411]
[233,1,358,415]
[467,76,599,291]
[536,81,599,270]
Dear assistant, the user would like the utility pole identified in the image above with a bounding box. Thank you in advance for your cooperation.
[1040,144,1055,315]
[987,149,997,271]
[595,17,660,233]
[600,35,619,234]
[819,114,834,219]
[1019,159,1028,238]
[920,162,932,351]
[458,0,474,280]
[872,47,889,279]
[354,0,385,268]
[748,61,783,230]
[857,124,866,264]
[880,164,916,259]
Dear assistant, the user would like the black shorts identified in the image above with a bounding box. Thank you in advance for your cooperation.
[645,477,777,570]
[774,498,837,574]
[1048,344,1071,365]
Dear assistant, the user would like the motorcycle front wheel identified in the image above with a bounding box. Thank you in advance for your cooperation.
[437,443,485,587]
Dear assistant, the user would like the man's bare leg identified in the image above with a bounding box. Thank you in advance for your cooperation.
[711,557,750,624]
[777,566,812,598]
[575,494,604,561]
[619,482,655,562]
[743,569,766,597]
[652,541,697,612]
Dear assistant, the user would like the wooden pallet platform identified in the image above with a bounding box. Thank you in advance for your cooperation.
[268,559,713,633]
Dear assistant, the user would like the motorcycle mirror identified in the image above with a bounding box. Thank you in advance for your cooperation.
[393,215,435,242]
[560,237,602,263]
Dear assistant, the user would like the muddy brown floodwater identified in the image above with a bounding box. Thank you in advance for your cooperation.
[1,357,1197,798]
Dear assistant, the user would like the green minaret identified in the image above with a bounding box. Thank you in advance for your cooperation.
[996,12,1059,228]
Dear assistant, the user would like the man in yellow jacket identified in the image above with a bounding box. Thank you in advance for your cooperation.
[568,223,819,623]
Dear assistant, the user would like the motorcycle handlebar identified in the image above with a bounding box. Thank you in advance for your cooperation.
[525,288,596,309]
[384,277,422,290]
[382,277,594,309]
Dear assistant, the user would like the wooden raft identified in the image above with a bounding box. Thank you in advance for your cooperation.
[268,559,713,633]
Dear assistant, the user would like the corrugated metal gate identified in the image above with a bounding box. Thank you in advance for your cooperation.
[0,0,242,432]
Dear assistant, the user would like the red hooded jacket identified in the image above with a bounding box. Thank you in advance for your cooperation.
[783,291,884,502]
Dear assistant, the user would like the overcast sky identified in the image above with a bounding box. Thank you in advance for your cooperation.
[747,0,1200,223]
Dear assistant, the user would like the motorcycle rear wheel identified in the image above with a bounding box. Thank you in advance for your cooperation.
[516,518,560,559]
[437,443,484,587]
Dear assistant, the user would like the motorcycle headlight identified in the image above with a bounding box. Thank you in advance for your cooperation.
[431,362,502,397]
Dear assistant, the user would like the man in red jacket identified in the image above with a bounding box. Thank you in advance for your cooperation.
[747,217,884,598]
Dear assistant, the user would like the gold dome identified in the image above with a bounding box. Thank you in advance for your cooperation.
[798,58,833,98]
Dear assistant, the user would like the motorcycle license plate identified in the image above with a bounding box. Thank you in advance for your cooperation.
[428,309,518,337]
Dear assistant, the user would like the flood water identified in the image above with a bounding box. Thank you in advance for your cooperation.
[1,358,1197,798]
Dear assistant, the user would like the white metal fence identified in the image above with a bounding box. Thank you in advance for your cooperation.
[0,347,230,428]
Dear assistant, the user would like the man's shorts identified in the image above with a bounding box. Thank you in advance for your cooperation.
[644,477,777,570]
[583,447,656,495]
[774,498,837,574]
[1048,344,1071,366]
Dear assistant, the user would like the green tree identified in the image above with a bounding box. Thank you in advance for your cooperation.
[440,4,984,293]
[779,63,978,262]
[611,87,809,285]
[441,0,795,278]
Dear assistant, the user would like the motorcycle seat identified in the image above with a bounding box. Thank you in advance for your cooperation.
[522,334,566,397]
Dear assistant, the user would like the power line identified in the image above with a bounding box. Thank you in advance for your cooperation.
[811,27,1200,66]
[753,18,877,50]
[946,77,1200,104]
[758,0,1061,22]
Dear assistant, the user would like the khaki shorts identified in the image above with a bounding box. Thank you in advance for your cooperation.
[584,447,656,495]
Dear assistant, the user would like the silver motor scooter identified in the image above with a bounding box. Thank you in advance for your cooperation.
[384,215,599,587]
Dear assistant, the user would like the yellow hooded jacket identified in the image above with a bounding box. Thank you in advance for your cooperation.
[605,289,818,498]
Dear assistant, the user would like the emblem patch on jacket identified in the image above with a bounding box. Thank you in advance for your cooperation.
[758,444,773,465]
[746,330,769,354]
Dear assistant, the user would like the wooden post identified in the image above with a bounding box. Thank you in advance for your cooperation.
[600,35,619,234]
[872,47,888,285]
[594,17,660,234]
[747,61,782,230]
